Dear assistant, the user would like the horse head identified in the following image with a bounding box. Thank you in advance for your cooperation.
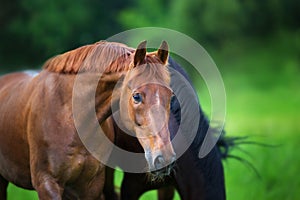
[120,41,176,177]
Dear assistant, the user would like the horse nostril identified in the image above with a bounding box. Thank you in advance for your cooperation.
[154,155,165,169]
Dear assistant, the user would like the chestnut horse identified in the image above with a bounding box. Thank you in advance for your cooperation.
[0,41,175,199]
[103,57,226,200]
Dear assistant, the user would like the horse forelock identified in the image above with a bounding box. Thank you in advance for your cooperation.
[126,54,171,90]
[43,41,134,74]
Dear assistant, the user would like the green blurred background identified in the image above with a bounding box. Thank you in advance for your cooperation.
[1,0,299,199]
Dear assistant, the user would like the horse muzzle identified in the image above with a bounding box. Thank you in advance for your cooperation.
[146,151,176,177]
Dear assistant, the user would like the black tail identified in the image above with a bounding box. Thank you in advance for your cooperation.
[216,132,277,178]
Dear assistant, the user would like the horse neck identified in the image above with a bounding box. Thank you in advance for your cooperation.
[67,71,127,143]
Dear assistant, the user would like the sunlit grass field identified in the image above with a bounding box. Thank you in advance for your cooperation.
[6,33,300,199]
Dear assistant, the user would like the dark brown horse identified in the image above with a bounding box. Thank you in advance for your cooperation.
[0,41,175,199]
[103,57,227,200]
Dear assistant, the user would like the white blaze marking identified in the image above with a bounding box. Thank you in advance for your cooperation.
[155,89,160,106]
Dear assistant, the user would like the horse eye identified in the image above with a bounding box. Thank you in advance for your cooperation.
[132,93,142,104]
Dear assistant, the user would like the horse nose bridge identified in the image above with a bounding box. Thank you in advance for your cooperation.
[152,136,176,160]
[152,130,171,149]
[149,104,168,133]
[150,104,167,117]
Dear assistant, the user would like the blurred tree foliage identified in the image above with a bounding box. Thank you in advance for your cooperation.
[119,0,300,46]
[0,0,299,69]
[0,0,132,68]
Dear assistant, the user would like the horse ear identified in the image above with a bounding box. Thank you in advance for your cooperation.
[134,40,147,66]
[157,41,169,64]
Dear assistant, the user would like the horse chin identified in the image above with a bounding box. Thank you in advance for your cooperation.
[147,163,175,182]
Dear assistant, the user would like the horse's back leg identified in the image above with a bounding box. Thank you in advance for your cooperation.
[0,175,9,199]
[157,186,175,200]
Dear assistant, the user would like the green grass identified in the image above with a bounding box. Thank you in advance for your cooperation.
[6,31,300,199]
[216,32,300,199]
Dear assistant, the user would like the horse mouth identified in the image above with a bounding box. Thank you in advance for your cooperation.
[148,162,175,182]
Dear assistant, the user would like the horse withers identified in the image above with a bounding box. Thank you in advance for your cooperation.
[0,41,175,199]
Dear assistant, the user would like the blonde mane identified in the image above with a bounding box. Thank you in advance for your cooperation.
[43,41,134,74]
